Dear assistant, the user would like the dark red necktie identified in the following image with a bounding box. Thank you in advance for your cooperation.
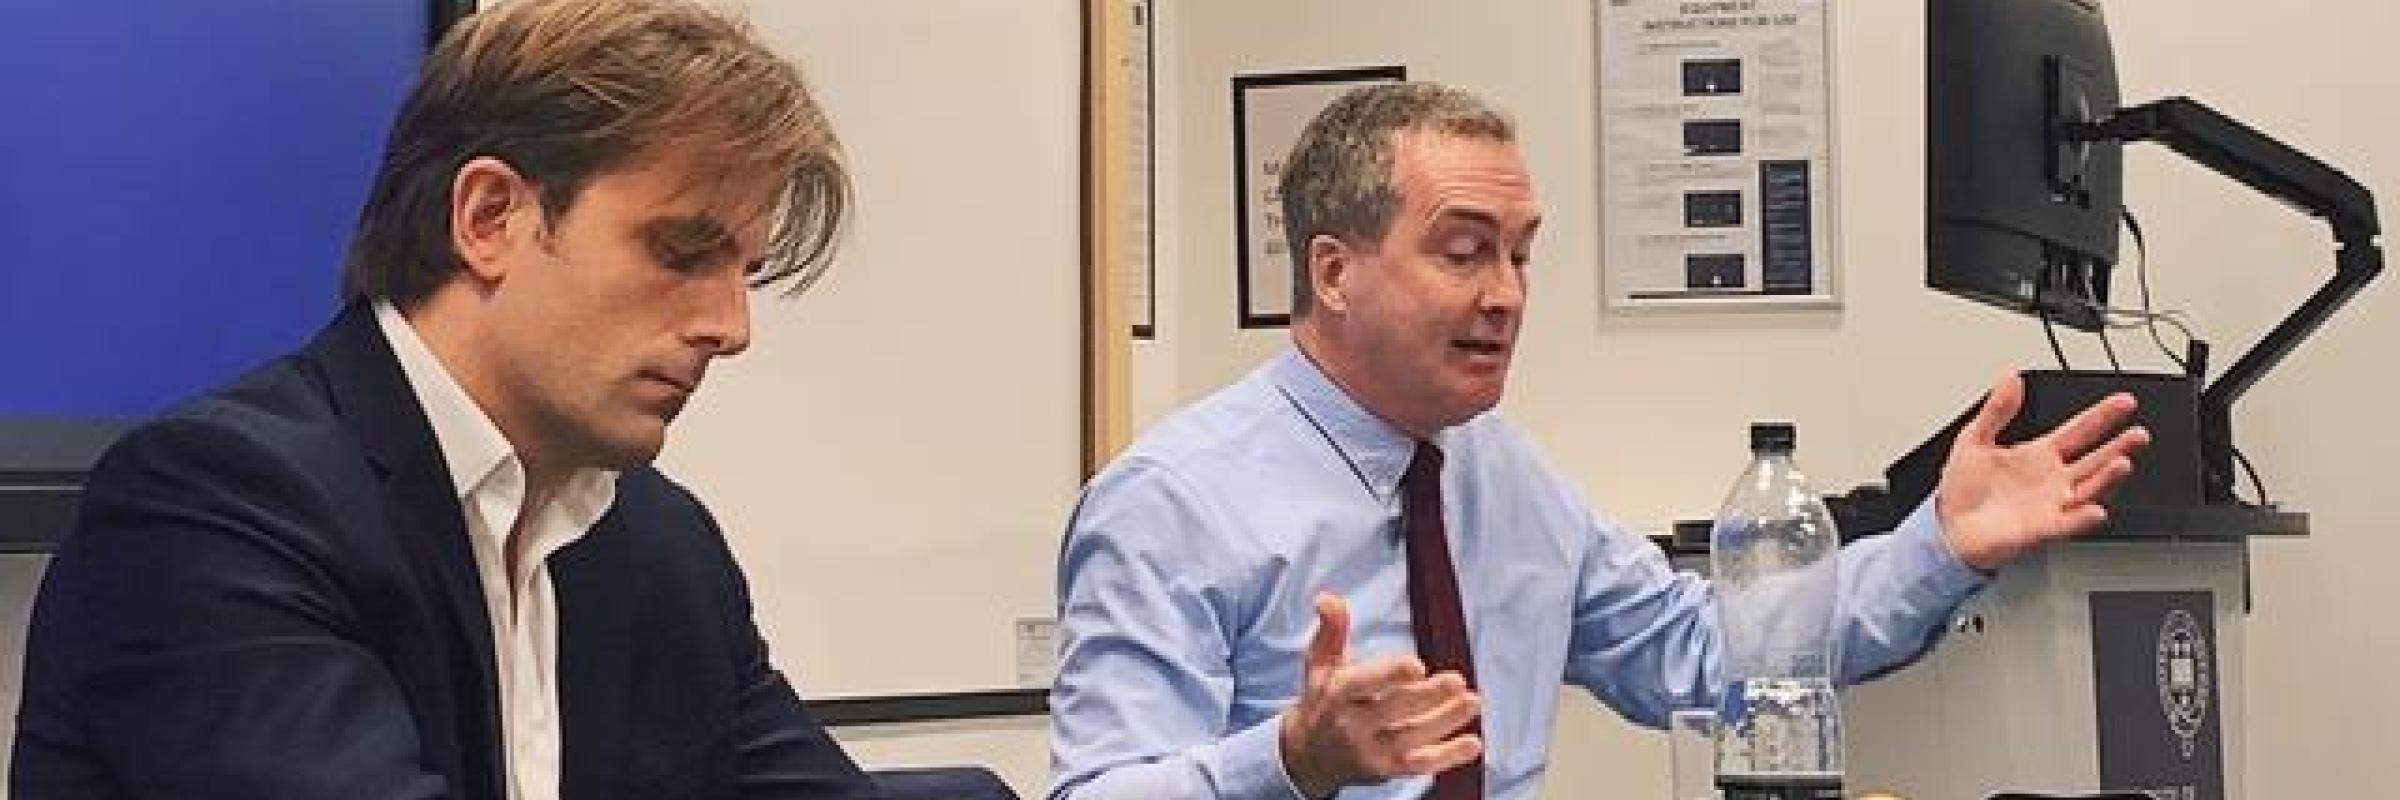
[1400,442,1484,799]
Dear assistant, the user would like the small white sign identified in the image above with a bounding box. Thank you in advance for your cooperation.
[1015,616,1062,688]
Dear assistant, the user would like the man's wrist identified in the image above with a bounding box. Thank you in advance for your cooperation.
[1278,712,1333,799]
[1933,492,2003,573]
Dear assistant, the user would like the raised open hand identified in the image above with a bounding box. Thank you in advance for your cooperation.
[1937,372,2152,571]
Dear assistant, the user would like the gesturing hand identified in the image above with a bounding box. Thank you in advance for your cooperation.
[1277,593,1483,799]
[1938,372,2152,571]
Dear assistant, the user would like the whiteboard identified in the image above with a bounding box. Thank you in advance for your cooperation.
[656,0,1084,700]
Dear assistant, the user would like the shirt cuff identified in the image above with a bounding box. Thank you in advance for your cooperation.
[1202,713,1311,800]
[1898,497,1989,603]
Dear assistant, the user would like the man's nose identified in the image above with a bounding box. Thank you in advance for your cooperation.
[1481,262,1527,313]
[688,272,752,357]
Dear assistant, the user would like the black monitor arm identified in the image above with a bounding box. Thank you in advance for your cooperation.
[2066,97,2383,505]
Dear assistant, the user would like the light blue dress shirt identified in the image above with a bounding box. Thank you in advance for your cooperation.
[1048,349,1986,799]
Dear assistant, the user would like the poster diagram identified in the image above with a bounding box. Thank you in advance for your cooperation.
[1597,0,1838,310]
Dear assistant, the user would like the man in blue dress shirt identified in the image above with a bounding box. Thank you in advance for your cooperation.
[1046,82,2149,799]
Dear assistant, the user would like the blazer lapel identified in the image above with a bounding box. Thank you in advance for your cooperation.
[305,302,507,798]
[551,505,636,796]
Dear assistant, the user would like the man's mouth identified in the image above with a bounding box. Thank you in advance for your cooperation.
[1451,338,1510,357]
[642,370,699,396]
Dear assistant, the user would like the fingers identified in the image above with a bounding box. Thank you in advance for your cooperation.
[1327,656,1430,705]
[2042,393,2141,457]
[2058,502,2110,536]
[1294,655,1481,787]
[1379,684,1482,748]
[1960,372,2025,447]
[1369,670,1471,721]
[1303,593,1352,691]
[2064,425,2148,509]
[1400,732,1484,776]
[2073,422,2150,473]
[2070,455,2136,508]
[2066,425,2150,486]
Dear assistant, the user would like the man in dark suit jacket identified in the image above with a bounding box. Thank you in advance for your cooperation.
[12,1,884,797]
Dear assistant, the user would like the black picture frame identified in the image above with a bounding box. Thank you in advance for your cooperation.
[1231,65,1406,329]
[1131,0,1158,339]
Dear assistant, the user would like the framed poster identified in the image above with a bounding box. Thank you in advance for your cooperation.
[1125,0,1156,339]
[1231,65,1406,328]
[1596,0,1839,310]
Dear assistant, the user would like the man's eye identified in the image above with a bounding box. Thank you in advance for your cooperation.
[1443,237,1492,263]
[655,245,712,272]
[657,242,729,273]
[644,218,738,274]
[651,234,731,272]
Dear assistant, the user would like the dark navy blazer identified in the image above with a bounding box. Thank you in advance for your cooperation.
[13,304,885,799]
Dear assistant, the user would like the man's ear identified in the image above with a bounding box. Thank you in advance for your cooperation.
[450,157,537,284]
[1307,234,1355,315]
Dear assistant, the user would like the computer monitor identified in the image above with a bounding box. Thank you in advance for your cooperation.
[0,0,469,550]
[1927,0,2123,331]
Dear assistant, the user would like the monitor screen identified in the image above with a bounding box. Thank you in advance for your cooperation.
[0,1,453,477]
[1,1,461,550]
[1927,0,2124,331]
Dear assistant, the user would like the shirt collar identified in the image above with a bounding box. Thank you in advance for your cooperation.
[1268,347,1428,502]
[372,300,617,523]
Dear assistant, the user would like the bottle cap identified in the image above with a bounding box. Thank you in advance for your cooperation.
[1749,421,1796,454]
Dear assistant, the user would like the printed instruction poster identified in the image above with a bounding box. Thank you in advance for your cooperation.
[1597,0,1837,307]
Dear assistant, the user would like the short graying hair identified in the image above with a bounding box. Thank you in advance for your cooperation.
[1277,81,1515,316]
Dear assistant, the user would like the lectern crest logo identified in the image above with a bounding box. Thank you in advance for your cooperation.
[2153,609,2211,759]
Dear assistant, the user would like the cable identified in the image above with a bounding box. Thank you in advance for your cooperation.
[2095,305,2198,342]
[2084,264,2123,371]
[2121,209,2188,372]
[2039,304,2071,370]
[2086,305,2201,366]
[2116,207,2274,507]
[2231,445,2273,507]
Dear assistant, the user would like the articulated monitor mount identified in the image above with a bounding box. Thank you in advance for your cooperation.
[2066,96,2383,505]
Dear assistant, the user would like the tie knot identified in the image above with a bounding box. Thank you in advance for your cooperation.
[1404,441,1444,493]
[1401,439,1440,502]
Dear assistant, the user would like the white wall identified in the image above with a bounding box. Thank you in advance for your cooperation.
[3,2,2388,798]
[660,1,1082,794]
[0,1,1086,796]
[665,0,1081,702]
[2101,3,2400,795]
[1155,1,2397,797]
[0,556,41,785]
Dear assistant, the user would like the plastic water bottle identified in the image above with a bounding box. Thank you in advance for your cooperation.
[1709,422,1845,800]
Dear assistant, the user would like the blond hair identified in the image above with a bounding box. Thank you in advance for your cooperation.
[344,0,849,304]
